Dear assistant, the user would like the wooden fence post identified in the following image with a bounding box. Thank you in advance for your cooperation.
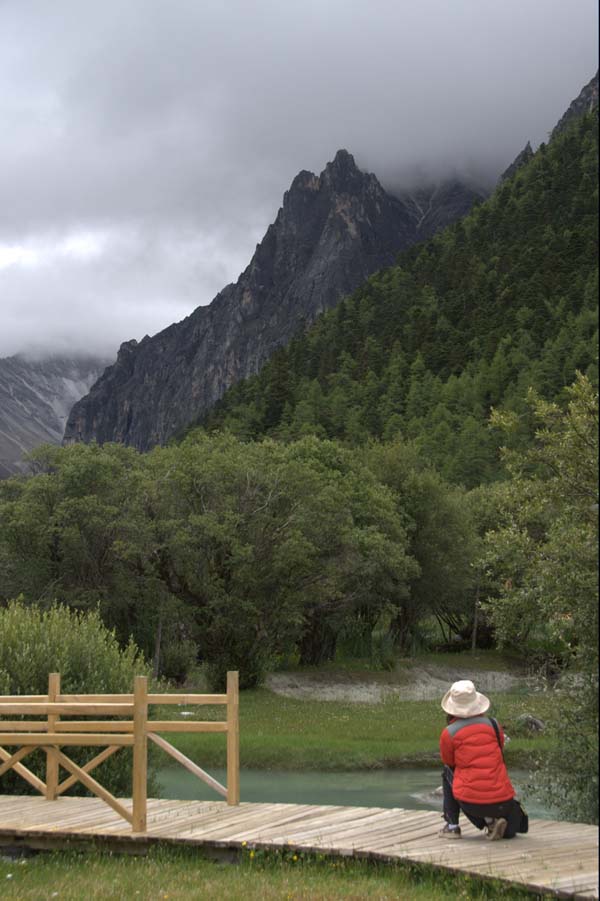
[226,671,239,805]
[46,673,60,800]
[132,675,148,832]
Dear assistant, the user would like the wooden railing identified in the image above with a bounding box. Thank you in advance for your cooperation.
[0,672,240,833]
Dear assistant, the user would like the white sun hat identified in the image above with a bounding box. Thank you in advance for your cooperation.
[441,679,490,717]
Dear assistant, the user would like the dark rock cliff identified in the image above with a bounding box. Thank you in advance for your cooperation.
[551,70,598,139]
[64,150,481,451]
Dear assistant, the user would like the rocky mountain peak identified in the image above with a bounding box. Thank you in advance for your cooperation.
[551,70,598,139]
[64,152,481,451]
[323,148,359,177]
[500,141,534,182]
[321,148,375,193]
[286,150,376,200]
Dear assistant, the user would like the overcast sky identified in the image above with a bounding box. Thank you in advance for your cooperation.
[0,0,597,360]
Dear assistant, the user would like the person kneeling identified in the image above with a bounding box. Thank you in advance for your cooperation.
[438,680,524,841]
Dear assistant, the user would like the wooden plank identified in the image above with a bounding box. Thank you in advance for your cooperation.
[0,703,134,715]
[255,806,386,843]
[203,805,363,844]
[0,733,134,746]
[54,721,133,733]
[550,871,600,890]
[154,803,323,841]
[486,849,600,877]
[146,721,227,733]
[0,745,36,777]
[147,694,228,705]
[147,802,230,836]
[148,732,227,798]
[149,802,299,837]
[0,748,46,794]
[56,745,122,796]
[53,750,133,826]
[58,694,133,703]
[278,808,405,845]
[9,799,124,834]
[145,801,221,833]
[46,673,60,801]
[354,811,438,844]
[132,675,148,833]
[0,695,47,703]
[144,798,216,830]
[179,803,327,839]
[226,671,239,806]
[0,722,48,732]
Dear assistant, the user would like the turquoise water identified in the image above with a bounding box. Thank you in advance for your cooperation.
[157,766,557,819]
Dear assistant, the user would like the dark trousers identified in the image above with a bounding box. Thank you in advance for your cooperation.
[442,766,519,838]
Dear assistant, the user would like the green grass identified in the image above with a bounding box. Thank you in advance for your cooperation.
[0,847,554,900]
[275,649,525,679]
[155,686,556,772]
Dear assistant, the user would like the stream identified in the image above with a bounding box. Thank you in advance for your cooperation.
[157,766,558,819]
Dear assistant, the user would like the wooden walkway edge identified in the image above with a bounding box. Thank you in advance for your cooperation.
[0,795,597,899]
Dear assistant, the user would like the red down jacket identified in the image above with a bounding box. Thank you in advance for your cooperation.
[440,716,514,805]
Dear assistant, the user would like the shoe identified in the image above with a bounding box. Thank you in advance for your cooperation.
[439,824,462,838]
[486,818,507,841]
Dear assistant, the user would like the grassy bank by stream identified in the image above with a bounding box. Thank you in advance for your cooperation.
[157,653,555,772]
[0,847,553,900]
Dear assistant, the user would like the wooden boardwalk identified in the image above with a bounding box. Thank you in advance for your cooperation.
[0,795,597,899]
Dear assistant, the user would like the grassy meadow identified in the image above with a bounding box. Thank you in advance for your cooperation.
[152,651,555,772]
[0,847,553,901]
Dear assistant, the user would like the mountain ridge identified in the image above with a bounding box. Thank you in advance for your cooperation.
[64,152,483,450]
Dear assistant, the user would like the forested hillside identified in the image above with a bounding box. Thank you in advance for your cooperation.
[205,111,598,486]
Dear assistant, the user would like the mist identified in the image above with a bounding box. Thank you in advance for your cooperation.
[0,0,597,359]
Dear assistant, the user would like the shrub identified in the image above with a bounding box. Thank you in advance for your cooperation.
[0,599,156,798]
[159,638,198,685]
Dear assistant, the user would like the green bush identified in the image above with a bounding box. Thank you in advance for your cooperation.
[159,638,198,685]
[530,677,599,824]
[0,599,156,798]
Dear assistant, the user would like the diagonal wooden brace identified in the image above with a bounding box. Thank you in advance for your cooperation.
[0,744,46,794]
[53,748,133,826]
[0,744,36,777]
[55,745,122,796]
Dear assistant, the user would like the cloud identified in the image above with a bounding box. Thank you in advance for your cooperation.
[0,0,597,358]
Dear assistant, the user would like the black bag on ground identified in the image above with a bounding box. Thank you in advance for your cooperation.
[489,717,529,834]
[515,801,529,834]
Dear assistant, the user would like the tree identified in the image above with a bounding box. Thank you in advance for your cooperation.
[364,439,477,649]
[483,374,598,822]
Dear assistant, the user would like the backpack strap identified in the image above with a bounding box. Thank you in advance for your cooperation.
[489,716,504,756]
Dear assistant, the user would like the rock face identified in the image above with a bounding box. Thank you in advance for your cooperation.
[551,70,599,139]
[500,141,534,182]
[398,179,485,239]
[64,150,483,451]
[0,355,108,478]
